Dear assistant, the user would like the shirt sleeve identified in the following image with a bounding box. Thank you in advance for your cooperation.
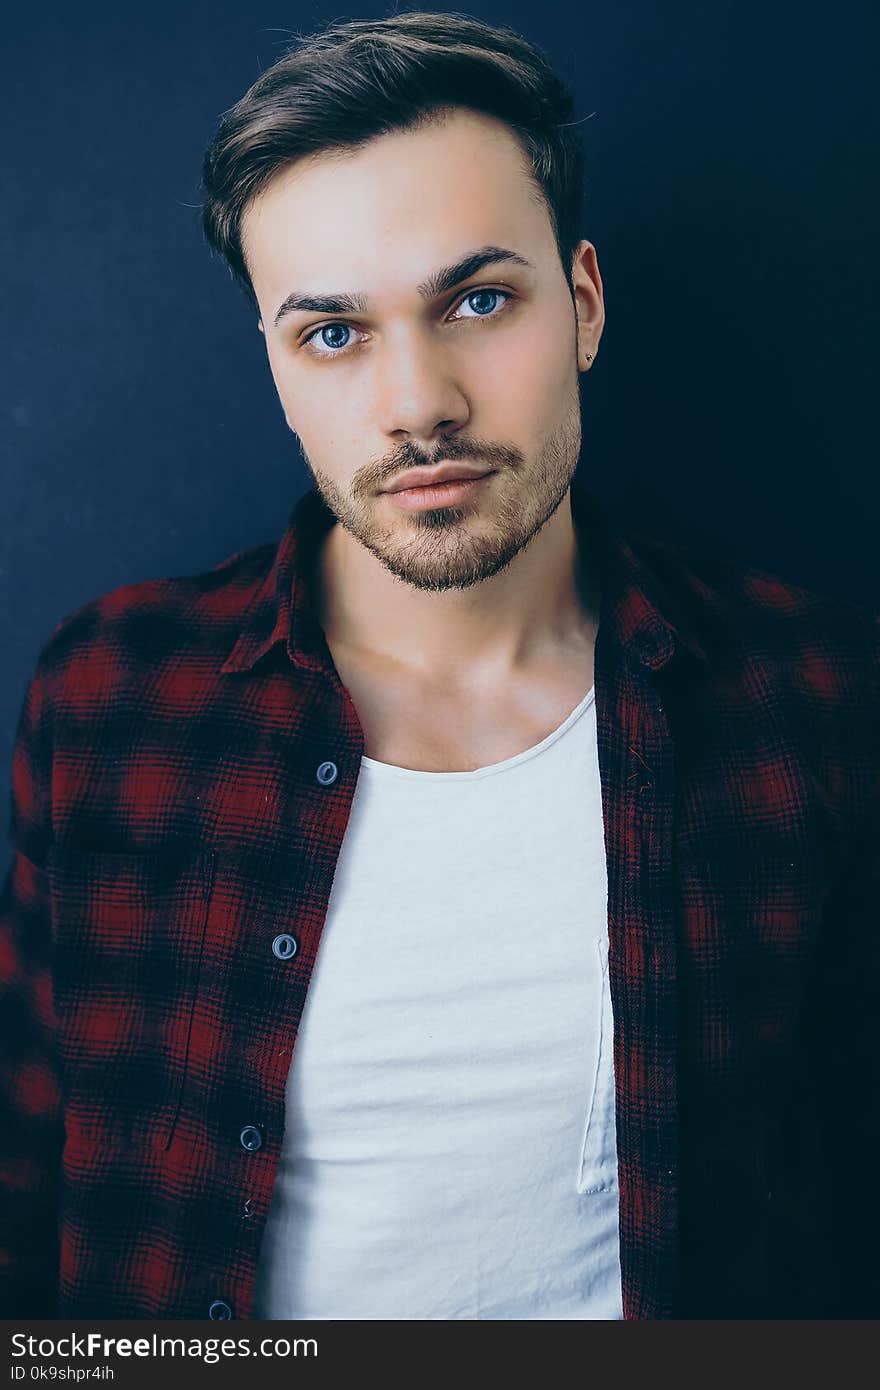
[0,645,64,1316]
[793,606,880,1316]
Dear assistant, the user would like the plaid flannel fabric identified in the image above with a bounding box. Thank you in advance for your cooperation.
[2,479,877,1318]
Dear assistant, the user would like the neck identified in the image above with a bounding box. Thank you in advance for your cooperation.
[313,489,601,686]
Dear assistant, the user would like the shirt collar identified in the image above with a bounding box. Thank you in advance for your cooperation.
[219,478,708,678]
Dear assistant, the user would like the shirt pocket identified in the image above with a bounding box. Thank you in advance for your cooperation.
[576,933,618,1194]
[46,845,215,1153]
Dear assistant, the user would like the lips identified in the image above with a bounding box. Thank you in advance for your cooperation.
[384,463,493,493]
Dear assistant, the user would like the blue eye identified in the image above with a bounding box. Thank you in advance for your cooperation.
[303,320,362,357]
[317,324,351,349]
[459,289,504,317]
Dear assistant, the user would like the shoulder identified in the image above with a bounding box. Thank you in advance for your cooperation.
[631,526,878,697]
[32,535,279,699]
[630,529,878,830]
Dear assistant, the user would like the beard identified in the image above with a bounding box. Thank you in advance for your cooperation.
[299,384,583,594]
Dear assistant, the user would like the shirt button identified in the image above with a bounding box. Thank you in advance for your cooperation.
[272,933,298,960]
[316,760,338,785]
[239,1124,263,1152]
[208,1299,232,1320]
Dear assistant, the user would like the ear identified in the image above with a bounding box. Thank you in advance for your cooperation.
[570,240,605,372]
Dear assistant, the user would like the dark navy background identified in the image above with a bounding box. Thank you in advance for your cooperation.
[2,1,877,808]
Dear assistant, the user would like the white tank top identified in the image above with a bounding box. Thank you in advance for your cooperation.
[253,684,623,1319]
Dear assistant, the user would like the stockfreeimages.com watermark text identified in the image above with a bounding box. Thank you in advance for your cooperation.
[11,1333,317,1365]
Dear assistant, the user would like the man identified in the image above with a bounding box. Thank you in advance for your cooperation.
[1,12,877,1321]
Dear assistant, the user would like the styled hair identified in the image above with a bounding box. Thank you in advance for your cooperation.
[199,10,587,310]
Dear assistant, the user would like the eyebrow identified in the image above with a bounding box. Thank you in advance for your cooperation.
[272,245,535,328]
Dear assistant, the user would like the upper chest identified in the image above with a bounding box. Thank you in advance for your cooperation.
[326,643,597,773]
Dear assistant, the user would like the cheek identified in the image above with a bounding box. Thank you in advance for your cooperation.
[286,395,367,474]
[476,321,574,434]
[271,360,359,450]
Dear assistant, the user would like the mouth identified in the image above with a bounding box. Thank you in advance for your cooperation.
[384,463,494,493]
[383,472,495,511]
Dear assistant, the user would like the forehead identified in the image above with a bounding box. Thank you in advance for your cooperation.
[241,108,554,300]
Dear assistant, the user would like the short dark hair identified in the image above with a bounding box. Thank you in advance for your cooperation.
[199,10,587,311]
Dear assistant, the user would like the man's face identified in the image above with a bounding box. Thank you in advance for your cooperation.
[242,107,604,592]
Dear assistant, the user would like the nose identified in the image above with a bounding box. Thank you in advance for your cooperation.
[374,327,470,443]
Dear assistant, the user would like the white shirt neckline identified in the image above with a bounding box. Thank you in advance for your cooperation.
[359,684,596,783]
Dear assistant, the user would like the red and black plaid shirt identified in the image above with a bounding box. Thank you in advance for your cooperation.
[2,479,878,1320]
